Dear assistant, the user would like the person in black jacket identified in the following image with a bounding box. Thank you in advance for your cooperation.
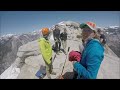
[53,25,61,55]
[60,28,67,54]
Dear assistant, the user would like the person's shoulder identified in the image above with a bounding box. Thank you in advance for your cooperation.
[89,39,103,48]
[94,40,104,51]
[38,38,45,43]
[40,38,46,41]
[88,44,104,56]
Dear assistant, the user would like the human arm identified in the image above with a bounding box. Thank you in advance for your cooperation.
[73,48,103,79]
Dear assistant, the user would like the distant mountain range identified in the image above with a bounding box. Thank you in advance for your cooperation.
[103,26,120,58]
[0,31,40,74]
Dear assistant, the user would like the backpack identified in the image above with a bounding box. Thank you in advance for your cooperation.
[69,50,82,62]
[52,44,57,52]
[35,65,46,79]
[60,32,67,41]
[100,34,107,45]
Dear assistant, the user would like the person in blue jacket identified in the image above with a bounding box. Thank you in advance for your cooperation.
[73,22,104,79]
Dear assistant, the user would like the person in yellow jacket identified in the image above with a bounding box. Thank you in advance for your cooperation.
[38,27,56,79]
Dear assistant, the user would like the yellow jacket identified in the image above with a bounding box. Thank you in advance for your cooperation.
[38,38,52,64]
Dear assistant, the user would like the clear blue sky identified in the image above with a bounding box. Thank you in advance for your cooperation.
[0,11,119,35]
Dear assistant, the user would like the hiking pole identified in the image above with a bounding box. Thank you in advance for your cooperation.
[52,53,57,63]
[60,47,70,76]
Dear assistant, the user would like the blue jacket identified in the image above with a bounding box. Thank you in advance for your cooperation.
[73,39,104,79]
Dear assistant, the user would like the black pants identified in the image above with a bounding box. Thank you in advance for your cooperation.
[55,39,61,52]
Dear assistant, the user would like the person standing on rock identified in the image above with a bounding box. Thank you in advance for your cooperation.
[73,22,104,79]
[97,28,108,53]
[60,28,67,55]
[97,28,107,46]
[38,28,56,79]
[53,25,62,55]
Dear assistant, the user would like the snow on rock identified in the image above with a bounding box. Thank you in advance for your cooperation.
[109,26,119,29]
[58,21,80,28]
[1,34,14,38]
[0,65,20,79]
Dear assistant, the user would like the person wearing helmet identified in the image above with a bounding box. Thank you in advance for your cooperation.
[38,27,56,79]
[73,22,104,79]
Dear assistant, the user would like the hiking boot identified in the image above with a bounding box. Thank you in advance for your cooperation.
[46,72,51,79]
[48,76,51,79]
[63,51,67,55]
[59,51,62,53]
[51,71,56,75]
[56,52,59,55]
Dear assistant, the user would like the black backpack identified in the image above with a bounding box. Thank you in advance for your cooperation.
[100,34,107,45]
[52,44,57,52]
[60,32,67,41]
